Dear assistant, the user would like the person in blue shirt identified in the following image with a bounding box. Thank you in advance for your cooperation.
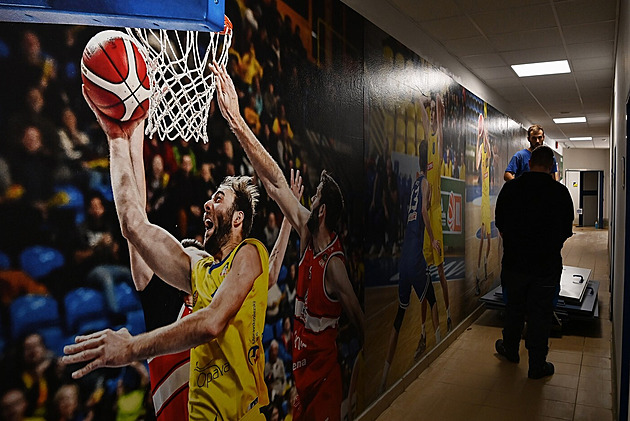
[504,125,559,181]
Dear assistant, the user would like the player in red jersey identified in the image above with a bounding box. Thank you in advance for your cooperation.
[212,63,365,421]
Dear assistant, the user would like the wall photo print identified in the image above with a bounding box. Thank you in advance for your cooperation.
[0,0,534,420]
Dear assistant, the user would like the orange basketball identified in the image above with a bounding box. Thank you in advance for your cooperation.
[81,30,151,122]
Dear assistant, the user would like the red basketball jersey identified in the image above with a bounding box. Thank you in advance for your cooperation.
[148,304,191,421]
[293,234,344,401]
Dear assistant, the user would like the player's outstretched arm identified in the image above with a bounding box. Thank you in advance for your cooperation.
[83,87,195,293]
[63,243,262,379]
[269,168,303,288]
[211,63,310,240]
[127,117,154,291]
[326,258,365,345]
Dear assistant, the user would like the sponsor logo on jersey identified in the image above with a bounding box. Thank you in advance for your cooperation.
[247,345,260,366]
[292,358,307,371]
[220,264,229,277]
[193,361,230,387]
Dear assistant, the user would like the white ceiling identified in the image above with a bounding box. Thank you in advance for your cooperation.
[374,0,618,149]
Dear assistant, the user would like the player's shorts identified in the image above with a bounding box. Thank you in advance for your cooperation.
[399,267,436,308]
[294,364,342,421]
[481,197,491,236]
[423,205,445,266]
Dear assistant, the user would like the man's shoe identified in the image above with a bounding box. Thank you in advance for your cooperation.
[447,317,453,332]
[495,339,519,363]
[414,335,427,360]
[528,362,555,379]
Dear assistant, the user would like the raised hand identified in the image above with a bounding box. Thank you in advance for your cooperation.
[290,168,304,200]
[210,61,241,127]
[62,328,135,379]
[82,85,144,141]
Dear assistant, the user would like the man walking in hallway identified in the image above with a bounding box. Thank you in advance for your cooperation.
[494,146,573,379]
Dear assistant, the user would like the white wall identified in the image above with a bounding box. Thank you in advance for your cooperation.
[562,149,611,225]
[612,0,629,417]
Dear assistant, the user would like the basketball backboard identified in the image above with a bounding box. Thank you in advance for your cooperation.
[0,0,224,31]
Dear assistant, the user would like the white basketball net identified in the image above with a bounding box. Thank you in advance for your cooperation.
[126,19,232,144]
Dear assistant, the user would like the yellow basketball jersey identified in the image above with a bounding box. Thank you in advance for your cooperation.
[188,239,270,421]
[481,141,490,202]
[426,130,441,209]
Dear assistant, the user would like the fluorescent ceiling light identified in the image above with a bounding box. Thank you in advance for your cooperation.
[569,137,592,141]
[553,116,587,124]
[511,60,570,77]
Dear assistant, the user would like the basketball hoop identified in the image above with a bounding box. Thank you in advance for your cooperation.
[126,16,232,144]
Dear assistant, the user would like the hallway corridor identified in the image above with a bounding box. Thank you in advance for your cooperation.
[374,228,613,421]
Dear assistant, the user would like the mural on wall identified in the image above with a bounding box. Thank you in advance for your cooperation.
[0,2,367,420]
[362,21,525,406]
[0,0,540,420]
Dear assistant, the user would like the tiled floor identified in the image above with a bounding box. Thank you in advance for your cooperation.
[374,228,613,421]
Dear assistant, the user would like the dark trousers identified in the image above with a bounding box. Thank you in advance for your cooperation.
[501,269,559,370]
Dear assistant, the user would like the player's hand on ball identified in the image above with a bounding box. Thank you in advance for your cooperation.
[82,85,144,142]
[62,327,134,379]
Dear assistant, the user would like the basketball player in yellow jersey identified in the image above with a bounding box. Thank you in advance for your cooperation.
[63,88,298,420]
[417,94,452,338]
[475,113,491,296]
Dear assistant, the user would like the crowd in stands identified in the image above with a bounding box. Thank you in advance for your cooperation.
[0,1,358,420]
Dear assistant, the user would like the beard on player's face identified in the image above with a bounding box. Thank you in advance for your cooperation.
[204,207,233,256]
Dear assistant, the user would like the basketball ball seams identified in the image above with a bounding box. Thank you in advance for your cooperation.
[82,30,151,122]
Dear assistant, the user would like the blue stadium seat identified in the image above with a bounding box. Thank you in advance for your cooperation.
[0,250,10,269]
[64,288,111,334]
[53,184,85,224]
[273,318,283,339]
[125,309,146,336]
[19,246,65,279]
[38,326,66,356]
[262,323,274,348]
[10,294,61,339]
[114,283,142,314]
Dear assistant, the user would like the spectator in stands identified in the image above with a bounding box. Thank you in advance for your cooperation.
[69,191,131,315]
[272,103,293,140]
[8,87,60,156]
[114,362,149,421]
[261,81,279,126]
[266,279,284,326]
[47,383,93,421]
[57,107,89,163]
[263,211,280,251]
[142,136,177,176]
[240,42,263,88]
[193,162,216,215]
[10,333,64,419]
[166,154,201,239]
[12,31,56,94]
[0,388,30,421]
[244,94,262,136]
[250,76,264,116]
[279,316,292,355]
[264,340,286,401]
[0,154,12,201]
[145,155,169,227]
[171,139,197,174]
[10,125,55,208]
